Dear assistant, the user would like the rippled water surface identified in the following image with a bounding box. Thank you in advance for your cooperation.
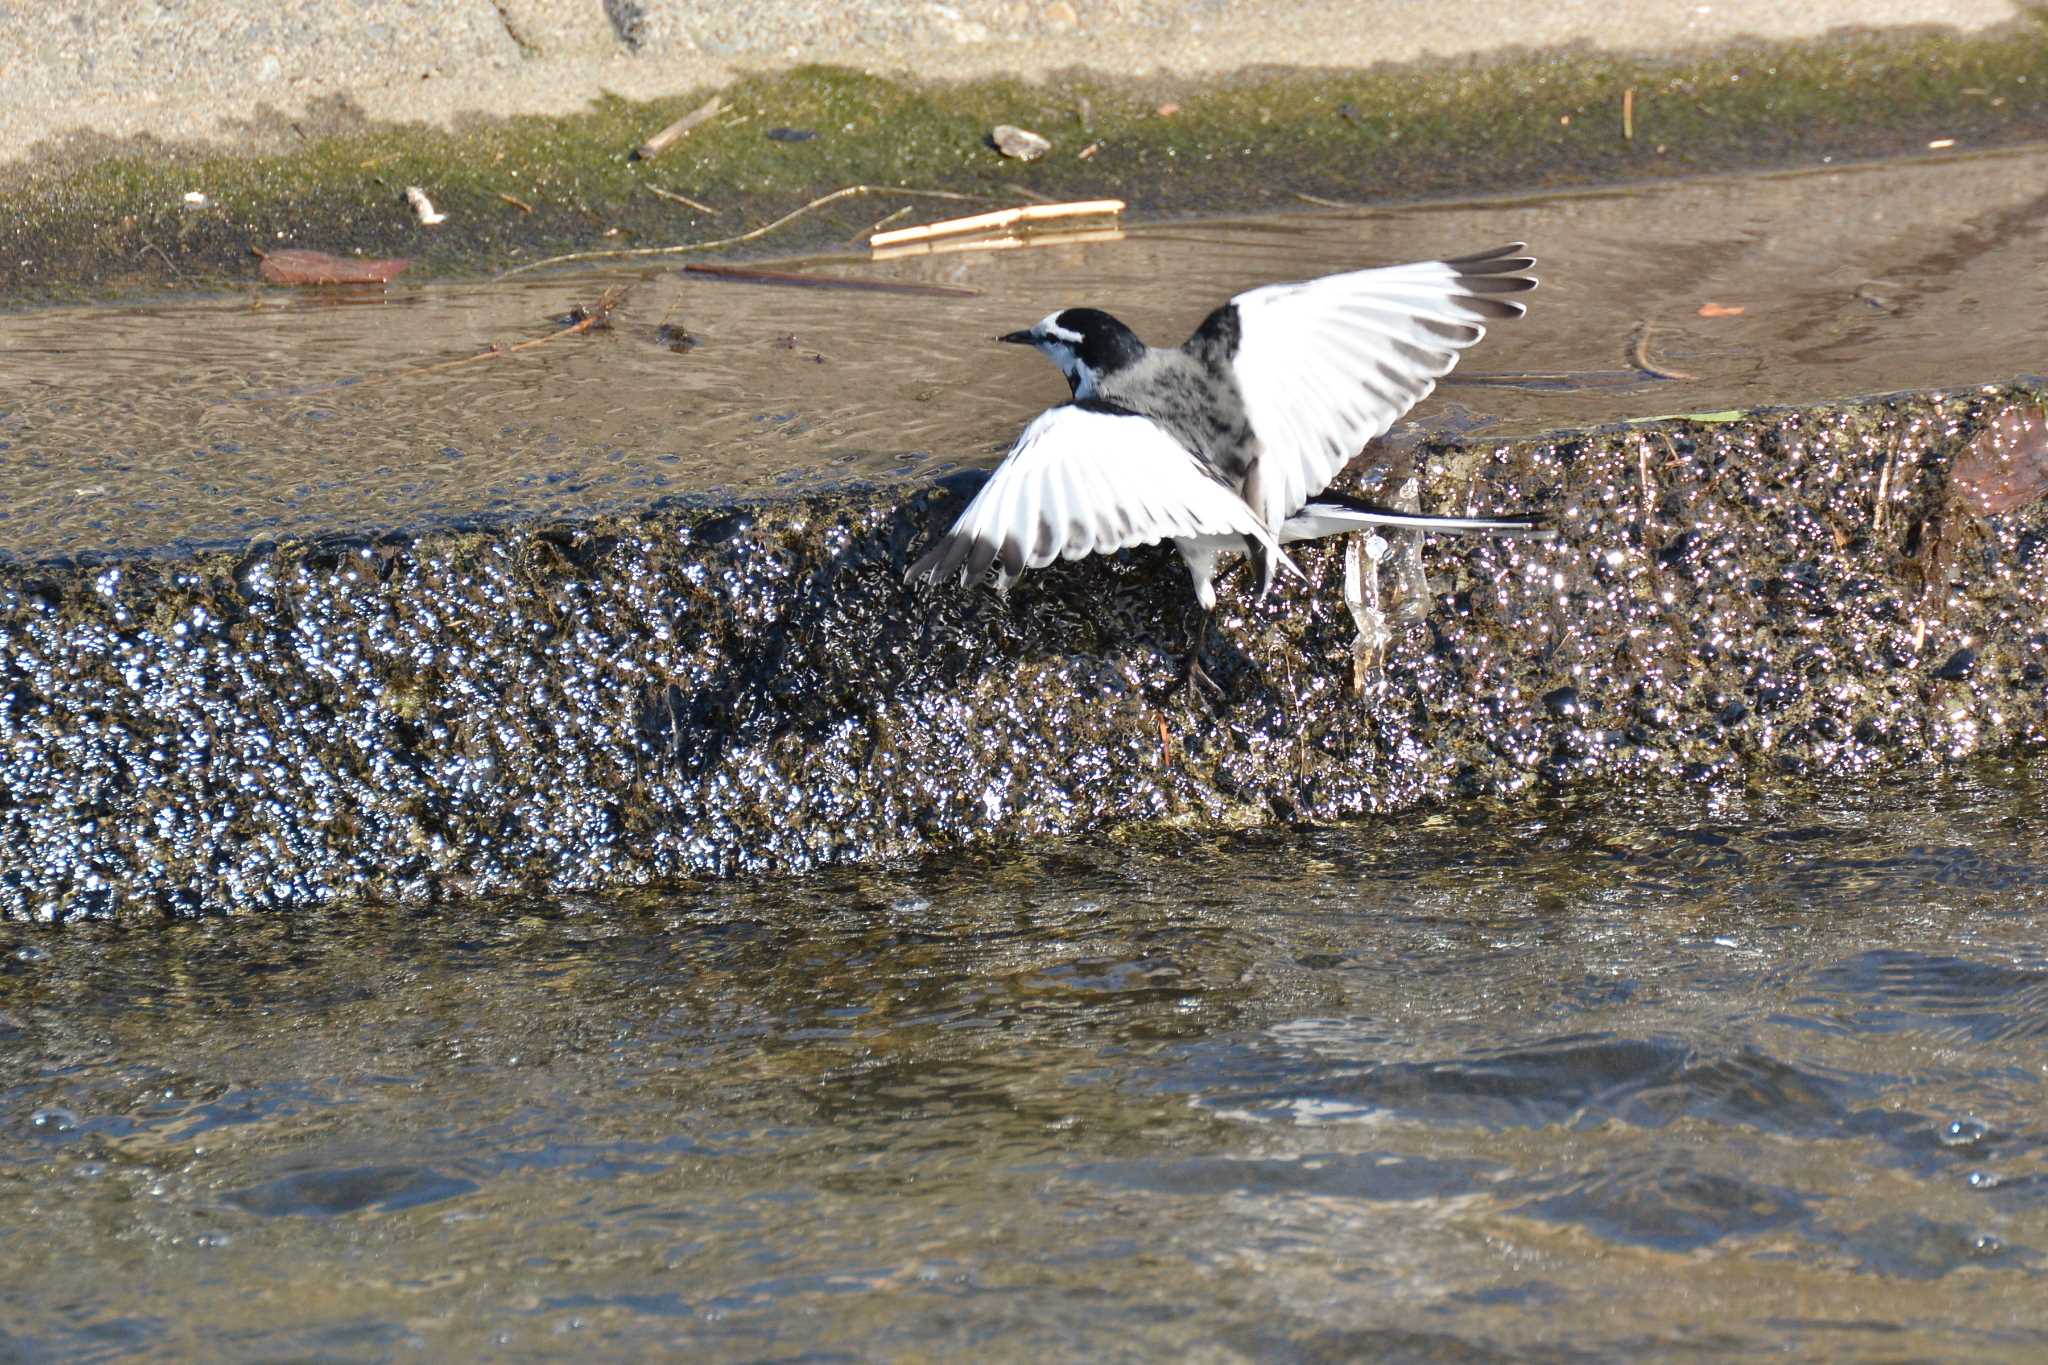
[3,143,2046,558]
[5,764,2048,1358]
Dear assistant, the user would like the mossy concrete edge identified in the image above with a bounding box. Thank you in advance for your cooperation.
[7,14,2048,305]
[4,383,2045,920]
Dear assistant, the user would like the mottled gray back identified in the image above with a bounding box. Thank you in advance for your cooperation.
[1098,348,1260,491]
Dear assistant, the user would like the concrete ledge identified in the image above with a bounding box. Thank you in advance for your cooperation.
[1,2,2025,153]
[5,385,2044,919]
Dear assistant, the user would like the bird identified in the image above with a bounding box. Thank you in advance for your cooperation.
[905,243,1552,689]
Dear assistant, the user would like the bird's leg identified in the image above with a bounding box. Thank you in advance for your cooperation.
[1344,531,1394,695]
[1183,604,1227,701]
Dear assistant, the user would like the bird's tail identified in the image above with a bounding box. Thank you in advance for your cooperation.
[1282,491,1555,543]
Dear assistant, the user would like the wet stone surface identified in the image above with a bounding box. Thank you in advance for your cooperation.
[2,384,2045,919]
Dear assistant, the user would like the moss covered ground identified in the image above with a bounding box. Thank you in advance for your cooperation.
[5,16,2048,304]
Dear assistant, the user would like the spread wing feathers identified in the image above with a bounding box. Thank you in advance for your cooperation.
[906,402,1302,593]
[1221,243,1536,533]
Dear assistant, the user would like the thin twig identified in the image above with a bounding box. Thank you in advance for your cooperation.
[1622,87,1635,141]
[1292,191,1359,208]
[136,241,185,279]
[397,289,625,379]
[1002,181,1059,205]
[681,263,978,297]
[215,288,629,404]
[497,192,535,213]
[498,186,989,278]
[867,205,914,235]
[1874,427,1900,531]
[1443,368,1646,392]
[634,96,724,161]
[646,184,718,214]
[1638,434,1653,529]
[1628,321,1697,381]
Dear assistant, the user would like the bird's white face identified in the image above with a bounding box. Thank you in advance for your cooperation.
[1028,312,1100,398]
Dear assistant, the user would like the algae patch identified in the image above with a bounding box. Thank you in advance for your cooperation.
[6,16,2048,303]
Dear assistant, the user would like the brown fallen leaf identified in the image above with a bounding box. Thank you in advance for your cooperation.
[1697,302,1746,318]
[1953,403,2048,516]
[257,248,413,286]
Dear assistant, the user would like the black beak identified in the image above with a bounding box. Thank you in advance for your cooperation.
[998,330,1036,345]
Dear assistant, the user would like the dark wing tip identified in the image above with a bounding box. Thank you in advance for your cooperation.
[1447,243,1538,308]
[1458,296,1530,322]
[1456,274,1538,295]
[1445,242,1533,269]
[906,532,975,589]
[962,536,1001,589]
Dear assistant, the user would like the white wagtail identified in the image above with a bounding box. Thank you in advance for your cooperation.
[907,243,1551,686]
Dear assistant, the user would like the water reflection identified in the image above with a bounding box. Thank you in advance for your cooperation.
[5,762,2048,1356]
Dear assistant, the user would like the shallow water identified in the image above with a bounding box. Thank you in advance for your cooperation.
[5,763,2048,1358]
[3,143,2046,559]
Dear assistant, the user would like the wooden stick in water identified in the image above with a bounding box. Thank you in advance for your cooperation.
[868,199,1126,248]
[681,263,979,297]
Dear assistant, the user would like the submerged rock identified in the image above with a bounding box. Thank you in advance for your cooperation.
[1,385,2044,919]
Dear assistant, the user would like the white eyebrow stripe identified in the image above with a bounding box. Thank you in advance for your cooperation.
[1039,312,1084,344]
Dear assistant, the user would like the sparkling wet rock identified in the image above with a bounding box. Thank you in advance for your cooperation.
[1,386,2046,917]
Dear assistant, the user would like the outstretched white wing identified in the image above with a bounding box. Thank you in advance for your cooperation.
[1215,243,1536,533]
[908,401,1296,593]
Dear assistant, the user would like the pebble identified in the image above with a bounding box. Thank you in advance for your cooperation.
[991,124,1051,160]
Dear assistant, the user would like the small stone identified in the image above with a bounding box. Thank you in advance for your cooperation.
[765,128,817,143]
[991,125,1051,160]
[1541,685,1581,718]
[1933,647,1977,681]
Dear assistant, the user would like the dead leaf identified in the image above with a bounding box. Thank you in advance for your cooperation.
[1953,403,2048,516]
[258,248,413,286]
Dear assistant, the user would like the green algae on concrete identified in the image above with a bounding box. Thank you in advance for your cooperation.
[7,15,2048,303]
[3,383,2045,919]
